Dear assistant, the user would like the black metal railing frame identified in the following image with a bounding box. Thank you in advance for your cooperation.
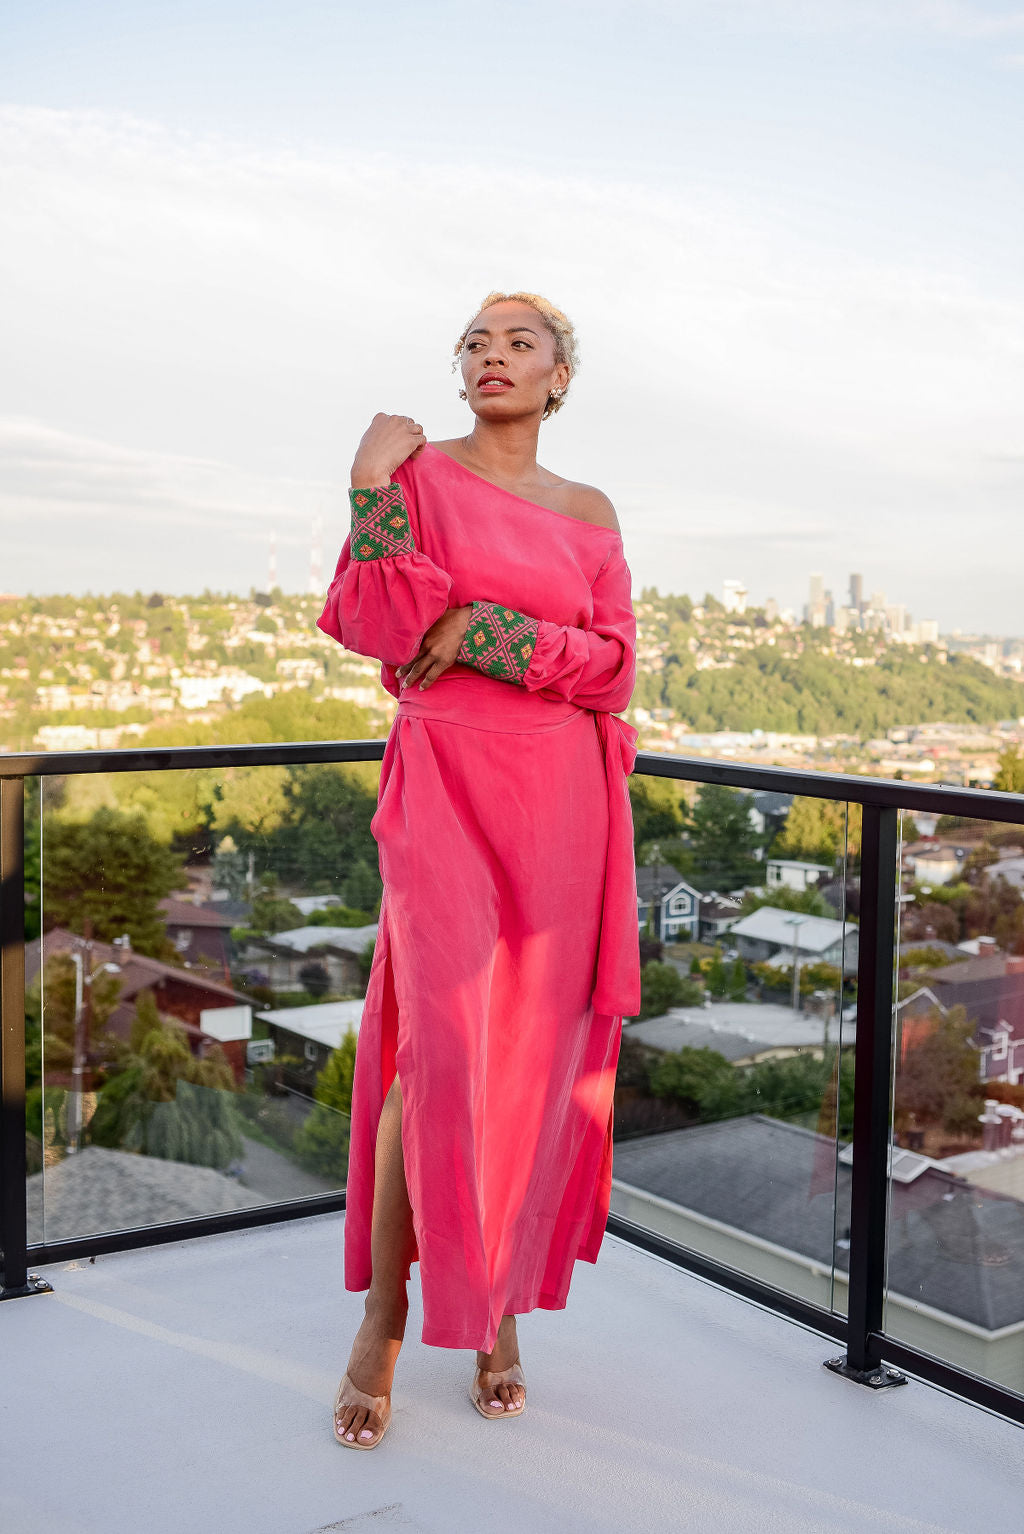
[3,738,1024,1426]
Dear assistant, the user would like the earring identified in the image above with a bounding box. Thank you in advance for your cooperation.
[458,388,468,400]
[551,387,564,398]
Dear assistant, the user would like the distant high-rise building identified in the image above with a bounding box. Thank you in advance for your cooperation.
[809,573,825,607]
[918,619,940,644]
[849,573,863,611]
[764,596,779,623]
[869,589,886,613]
[722,578,748,614]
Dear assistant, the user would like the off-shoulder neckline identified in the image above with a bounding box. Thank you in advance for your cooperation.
[422,444,622,538]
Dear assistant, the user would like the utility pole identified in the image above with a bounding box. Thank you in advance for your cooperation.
[785,914,808,1015]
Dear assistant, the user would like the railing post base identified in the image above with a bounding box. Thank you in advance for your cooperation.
[823,1356,907,1390]
[0,1272,52,1301]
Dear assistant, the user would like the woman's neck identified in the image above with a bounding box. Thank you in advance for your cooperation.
[459,417,543,486]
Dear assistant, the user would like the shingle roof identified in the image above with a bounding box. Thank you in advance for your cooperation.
[613,1117,1024,1331]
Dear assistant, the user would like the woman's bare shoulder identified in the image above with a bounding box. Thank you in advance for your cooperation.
[561,481,621,532]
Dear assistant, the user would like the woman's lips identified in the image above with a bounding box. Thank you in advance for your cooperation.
[477,376,514,390]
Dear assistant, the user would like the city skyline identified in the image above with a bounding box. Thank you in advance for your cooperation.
[1,3,1023,628]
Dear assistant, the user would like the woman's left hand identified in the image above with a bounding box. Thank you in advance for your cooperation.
[396,606,473,690]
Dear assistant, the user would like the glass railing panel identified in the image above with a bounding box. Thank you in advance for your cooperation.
[615,779,856,1315]
[883,806,1024,1397]
[30,759,380,1243]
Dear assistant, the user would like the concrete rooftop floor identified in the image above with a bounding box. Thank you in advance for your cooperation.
[2,1212,1022,1534]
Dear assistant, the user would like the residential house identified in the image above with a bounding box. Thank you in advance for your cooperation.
[905,844,968,888]
[748,791,793,854]
[636,865,701,942]
[256,999,364,1090]
[26,929,253,1082]
[726,906,858,975]
[766,858,833,893]
[235,924,378,994]
[698,892,744,944]
[158,897,235,977]
[928,953,1024,1085]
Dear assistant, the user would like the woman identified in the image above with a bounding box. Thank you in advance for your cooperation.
[317,291,639,1449]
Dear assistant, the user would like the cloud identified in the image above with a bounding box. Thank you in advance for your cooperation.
[0,105,1022,626]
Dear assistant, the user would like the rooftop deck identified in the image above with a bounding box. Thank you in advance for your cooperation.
[2,1213,1022,1534]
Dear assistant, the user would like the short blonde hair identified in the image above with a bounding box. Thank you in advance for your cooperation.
[453,290,579,418]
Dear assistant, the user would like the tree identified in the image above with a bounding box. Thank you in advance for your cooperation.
[727,958,748,1000]
[706,950,729,998]
[298,960,331,998]
[995,745,1024,794]
[42,807,183,955]
[772,797,862,866]
[629,778,686,853]
[343,858,382,914]
[686,784,763,889]
[249,875,304,935]
[90,996,244,1169]
[650,1046,741,1120]
[211,765,290,838]
[894,1005,980,1138]
[740,885,830,918]
[292,1029,357,1180]
[630,961,703,1021]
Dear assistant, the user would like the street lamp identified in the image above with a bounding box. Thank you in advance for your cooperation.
[67,946,120,1154]
[784,914,808,1015]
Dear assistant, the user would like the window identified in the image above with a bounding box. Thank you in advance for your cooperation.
[304,1040,319,1062]
[992,1030,1008,1062]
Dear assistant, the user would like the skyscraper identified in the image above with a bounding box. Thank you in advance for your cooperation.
[849,573,863,611]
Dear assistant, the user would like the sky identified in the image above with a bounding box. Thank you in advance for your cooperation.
[1,1,1023,631]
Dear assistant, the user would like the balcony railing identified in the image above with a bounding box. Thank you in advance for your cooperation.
[2,737,1024,1429]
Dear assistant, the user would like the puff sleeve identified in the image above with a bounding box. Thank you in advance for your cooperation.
[316,468,452,667]
[455,539,636,714]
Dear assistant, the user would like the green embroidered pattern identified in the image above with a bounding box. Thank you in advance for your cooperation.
[349,483,415,561]
[457,600,537,683]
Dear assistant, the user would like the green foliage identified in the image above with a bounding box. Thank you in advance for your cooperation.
[250,879,305,935]
[632,961,703,1020]
[629,777,686,853]
[641,640,1024,735]
[995,745,1024,794]
[772,797,861,865]
[307,904,373,927]
[686,784,763,889]
[652,1044,856,1136]
[727,958,748,1000]
[740,885,831,917]
[292,1029,357,1180]
[343,858,382,913]
[706,951,729,997]
[90,1003,244,1168]
[41,807,183,954]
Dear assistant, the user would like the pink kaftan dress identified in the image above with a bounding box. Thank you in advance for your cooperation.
[317,443,640,1353]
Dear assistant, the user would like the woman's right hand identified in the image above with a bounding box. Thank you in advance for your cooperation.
[350,413,427,488]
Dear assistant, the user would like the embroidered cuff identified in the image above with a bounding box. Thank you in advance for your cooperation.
[349,483,415,561]
[457,601,538,684]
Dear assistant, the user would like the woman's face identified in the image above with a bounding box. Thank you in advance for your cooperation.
[460,301,570,422]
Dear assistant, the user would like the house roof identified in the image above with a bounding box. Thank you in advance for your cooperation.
[28,929,247,1005]
[929,955,1022,986]
[635,864,687,902]
[626,1000,851,1054]
[254,924,378,956]
[750,791,793,815]
[613,1116,1024,1332]
[727,907,855,952]
[258,999,364,1050]
[25,1144,264,1243]
[159,898,236,929]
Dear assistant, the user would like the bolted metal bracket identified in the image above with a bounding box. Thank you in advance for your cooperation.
[823,1356,908,1390]
[0,1273,53,1302]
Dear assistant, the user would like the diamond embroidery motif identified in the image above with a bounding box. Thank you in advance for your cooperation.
[457,601,538,684]
[349,483,416,561]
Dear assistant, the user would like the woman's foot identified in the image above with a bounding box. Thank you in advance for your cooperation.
[473,1314,526,1416]
[335,1297,407,1445]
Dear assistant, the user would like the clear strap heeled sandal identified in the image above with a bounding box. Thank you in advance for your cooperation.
[469,1360,527,1419]
[333,1372,392,1449]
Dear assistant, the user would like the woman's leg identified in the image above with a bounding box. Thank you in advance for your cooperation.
[474,1316,526,1414]
[336,1074,417,1442]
